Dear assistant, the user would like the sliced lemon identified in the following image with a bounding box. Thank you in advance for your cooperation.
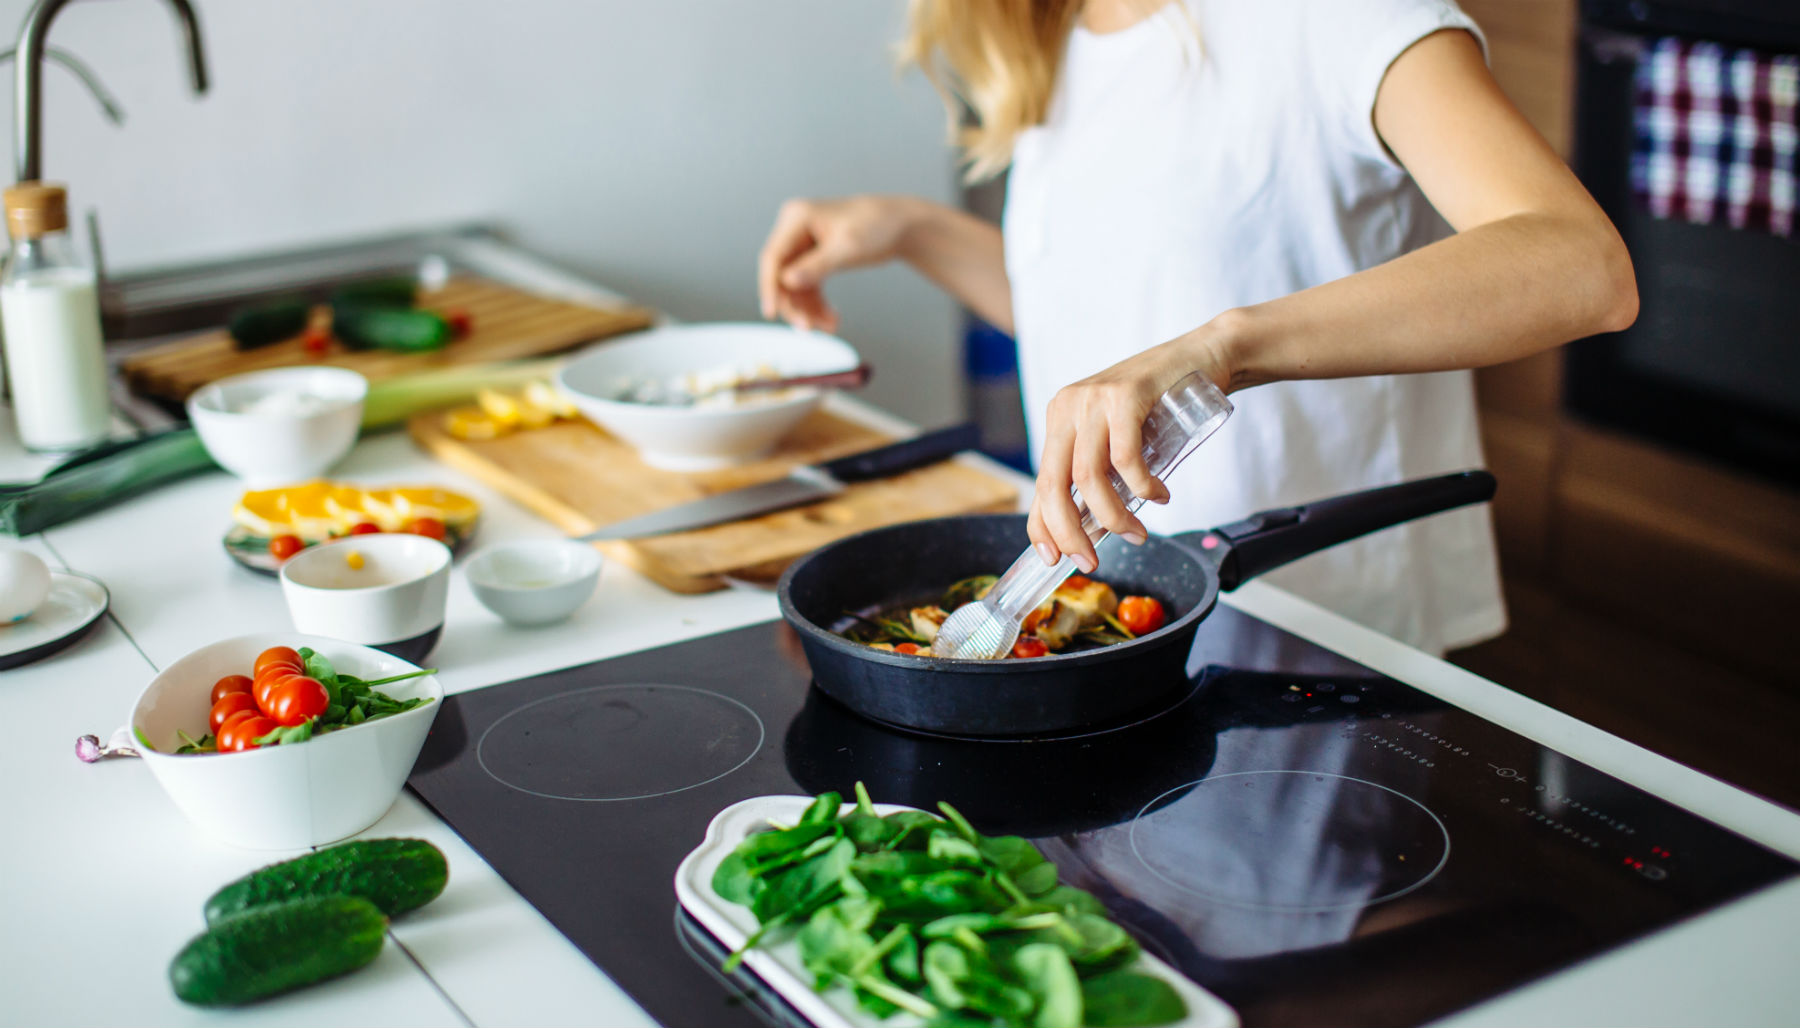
[323,484,391,532]
[514,395,555,430]
[476,388,522,429]
[281,480,342,541]
[444,406,507,441]
[391,486,481,528]
[360,488,409,530]
[524,380,577,419]
[231,486,294,537]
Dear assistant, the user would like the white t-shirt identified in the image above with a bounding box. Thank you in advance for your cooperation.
[1003,0,1506,655]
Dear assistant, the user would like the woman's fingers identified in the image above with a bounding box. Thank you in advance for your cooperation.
[1107,407,1168,506]
[1028,410,1083,570]
[758,201,816,320]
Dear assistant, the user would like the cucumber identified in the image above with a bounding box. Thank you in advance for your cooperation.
[333,306,450,353]
[170,896,386,1006]
[203,838,448,924]
[228,299,310,350]
[329,277,417,310]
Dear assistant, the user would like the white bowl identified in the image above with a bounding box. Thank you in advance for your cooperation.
[556,323,860,470]
[131,632,442,850]
[279,534,451,664]
[465,539,602,626]
[188,366,368,486]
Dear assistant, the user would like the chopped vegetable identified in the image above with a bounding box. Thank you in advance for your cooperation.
[712,784,1188,1027]
[345,549,365,570]
[842,574,1156,660]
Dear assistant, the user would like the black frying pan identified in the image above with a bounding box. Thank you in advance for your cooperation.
[776,470,1496,737]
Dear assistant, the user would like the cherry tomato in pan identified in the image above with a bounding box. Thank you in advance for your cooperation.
[893,643,924,655]
[266,677,329,727]
[1011,636,1050,658]
[209,692,261,733]
[210,674,254,704]
[268,535,305,561]
[406,517,447,542]
[217,715,278,753]
[1062,575,1092,591]
[1116,596,1166,635]
[349,522,381,535]
[254,647,302,676]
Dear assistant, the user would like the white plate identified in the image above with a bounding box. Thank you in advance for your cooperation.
[0,571,108,670]
[674,794,1238,1028]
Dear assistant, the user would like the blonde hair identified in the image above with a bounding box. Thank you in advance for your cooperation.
[900,0,1184,181]
[898,0,1083,182]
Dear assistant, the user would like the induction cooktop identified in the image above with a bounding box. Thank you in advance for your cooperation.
[407,607,1797,1027]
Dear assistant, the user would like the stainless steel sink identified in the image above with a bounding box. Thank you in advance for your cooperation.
[100,223,639,341]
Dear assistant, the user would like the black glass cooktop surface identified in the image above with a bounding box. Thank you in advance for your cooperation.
[407,607,1797,1027]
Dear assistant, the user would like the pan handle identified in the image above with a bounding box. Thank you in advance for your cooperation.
[1180,471,1497,591]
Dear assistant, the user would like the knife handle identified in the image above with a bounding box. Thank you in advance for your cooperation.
[818,423,982,483]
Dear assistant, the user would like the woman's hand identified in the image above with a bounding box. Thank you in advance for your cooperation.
[757,195,923,333]
[1026,322,1236,573]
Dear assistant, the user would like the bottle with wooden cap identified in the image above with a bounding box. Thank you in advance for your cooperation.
[1,181,109,451]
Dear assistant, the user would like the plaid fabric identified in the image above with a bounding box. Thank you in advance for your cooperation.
[1631,36,1798,237]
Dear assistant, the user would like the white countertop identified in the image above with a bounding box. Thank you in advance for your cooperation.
[4,268,1798,1028]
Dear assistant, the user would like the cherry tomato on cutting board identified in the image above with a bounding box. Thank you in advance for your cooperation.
[267,677,329,727]
[1117,596,1166,635]
[209,692,260,733]
[217,715,277,753]
[210,674,254,705]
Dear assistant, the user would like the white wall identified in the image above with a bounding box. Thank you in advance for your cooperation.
[0,0,966,423]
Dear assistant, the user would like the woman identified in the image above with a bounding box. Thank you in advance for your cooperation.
[757,0,1636,655]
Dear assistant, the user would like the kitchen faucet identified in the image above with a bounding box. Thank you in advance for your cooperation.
[12,0,208,182]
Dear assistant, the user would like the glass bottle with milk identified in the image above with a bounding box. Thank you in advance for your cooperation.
[1,182,110,452]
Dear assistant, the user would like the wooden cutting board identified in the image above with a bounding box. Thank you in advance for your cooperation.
[121,276,656,403]
[409,408,1020,593]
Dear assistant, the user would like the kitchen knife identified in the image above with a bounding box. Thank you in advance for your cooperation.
[575,423,982,541]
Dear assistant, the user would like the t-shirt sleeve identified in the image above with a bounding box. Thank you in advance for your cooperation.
[1301,0,1489,166]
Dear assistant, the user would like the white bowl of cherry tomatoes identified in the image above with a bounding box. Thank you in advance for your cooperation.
[130,634,441,850]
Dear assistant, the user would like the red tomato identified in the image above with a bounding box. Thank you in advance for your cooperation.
[254,647,303,676]
[445,308,473,337]
[1021,604,1051,633]
[1117,596,1166,635]
[301,328,331,356]
[268,535,305,561]
[407,517,447,542]
[217,715,277,753]
[210,674,254,704]
[1063,575,1092,591]
[267,677,329,727]
[893,643,924,655]
[209,692,261,733]
[1011,636,1050,658]
[349,522,381,535]
[255,671,305,713]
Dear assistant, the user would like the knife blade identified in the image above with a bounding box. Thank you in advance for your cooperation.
[574,423,982,541]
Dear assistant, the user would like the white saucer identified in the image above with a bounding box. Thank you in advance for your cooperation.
[0,571,109,670]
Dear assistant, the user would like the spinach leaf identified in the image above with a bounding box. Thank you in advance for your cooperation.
[711,851,761,906]
[884,810,944,851]
[1013,943,1083,1028]
[737,821,833,865]
[1061,912,1139,969]
[1079,970,1188,1027]
[801,791,844,825]
[886,927,923,984]
[1014,861,1060,896]
[927,831,985,866]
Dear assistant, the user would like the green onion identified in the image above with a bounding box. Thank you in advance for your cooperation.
[360,358,563,429]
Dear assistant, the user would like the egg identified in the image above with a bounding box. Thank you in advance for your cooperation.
[0,549,52,624]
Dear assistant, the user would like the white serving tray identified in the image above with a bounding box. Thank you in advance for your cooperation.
[673,794,1238,1028]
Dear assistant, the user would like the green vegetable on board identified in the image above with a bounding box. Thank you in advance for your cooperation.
[228,298,311,350]
[712,783,1188,1027]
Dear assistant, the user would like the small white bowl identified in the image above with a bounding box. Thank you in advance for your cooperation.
[131,632,442,850]
[465,539,601,627]
[279,535,451,664]
[557,323,860,470]
[188,366,368,485]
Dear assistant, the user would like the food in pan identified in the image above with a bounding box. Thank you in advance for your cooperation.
[841,574,1167,658]
[711,784,1188,1026]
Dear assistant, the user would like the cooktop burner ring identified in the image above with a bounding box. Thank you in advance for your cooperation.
[1128,770,1451,913]
[475,683,766,802]
[849,675,1207,744]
